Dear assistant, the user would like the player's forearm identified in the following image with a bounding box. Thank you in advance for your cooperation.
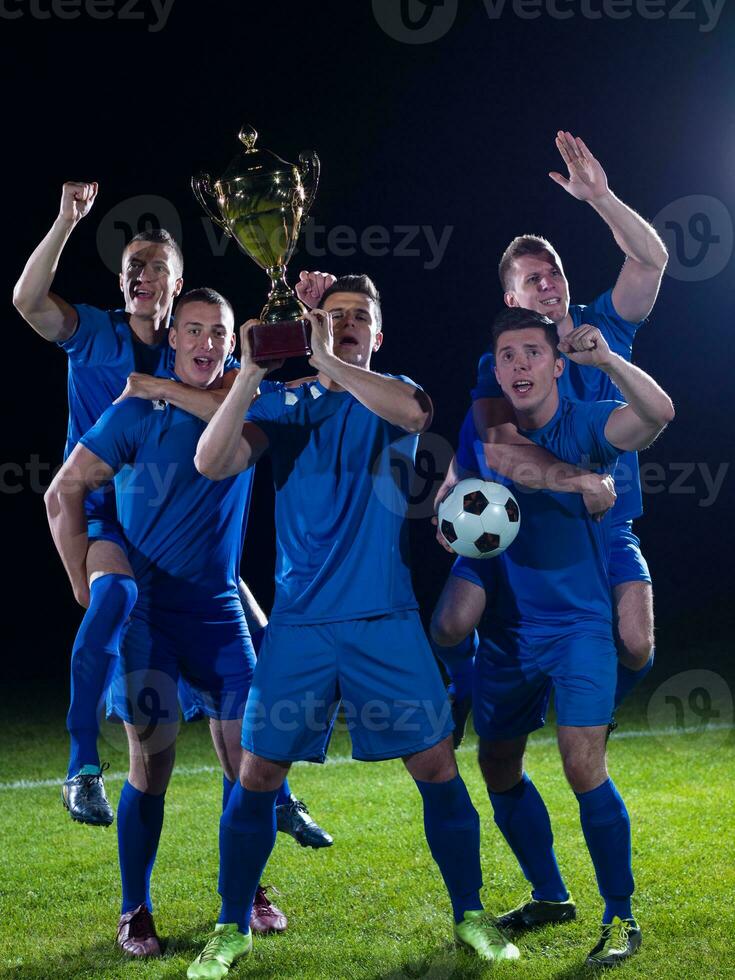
[195,369,262,478]
[151,378,229,422]
[13,216,77,335]
[44,481,89,593]
[481,435,604,495]
[320,356,433,433]
[590,191,668,270]
[238,579,268,631]
[604,353,674,427]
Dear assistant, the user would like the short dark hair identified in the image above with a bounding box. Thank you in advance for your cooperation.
[491,307,559,354]
[173,287,234,328]
[498,234,560,292]
[125,228,184,277]
[320,274,382,328]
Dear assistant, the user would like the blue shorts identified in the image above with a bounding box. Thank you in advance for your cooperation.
[473,627,617,740]
[85,486,127,551]
[108,606,255,724]
[609,521,651,588]
[242,611,454,763]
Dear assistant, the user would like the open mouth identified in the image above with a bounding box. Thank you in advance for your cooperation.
[512,380,533,394]
[132,288,155,301]
[338,336,359,347]
[540,297,561,307]
[193,356,214,369]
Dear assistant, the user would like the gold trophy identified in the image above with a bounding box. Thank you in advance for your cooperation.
[192,125,320,361]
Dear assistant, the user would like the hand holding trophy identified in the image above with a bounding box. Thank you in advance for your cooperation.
[192,125,319,361]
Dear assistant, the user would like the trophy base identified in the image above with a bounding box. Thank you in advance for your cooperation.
[251,319,312,362]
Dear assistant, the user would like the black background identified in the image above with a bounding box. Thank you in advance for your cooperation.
[3,0,734,688]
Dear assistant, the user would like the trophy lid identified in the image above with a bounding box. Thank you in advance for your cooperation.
[219,125,299,182]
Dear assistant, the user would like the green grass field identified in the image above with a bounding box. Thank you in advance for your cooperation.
[1,686,733,980]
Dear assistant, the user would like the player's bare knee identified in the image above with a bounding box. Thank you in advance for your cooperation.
[403,736,457,783]
[477,739,525,792]
[240,750,289,792]
[429,608,468,648]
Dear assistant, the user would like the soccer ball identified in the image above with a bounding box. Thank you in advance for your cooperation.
[437,479,520,559]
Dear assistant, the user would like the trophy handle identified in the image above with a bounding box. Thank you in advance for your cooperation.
[298,151,320,218]
[191,173,231,236]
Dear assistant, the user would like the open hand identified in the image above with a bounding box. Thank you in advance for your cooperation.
[549,132,609,202]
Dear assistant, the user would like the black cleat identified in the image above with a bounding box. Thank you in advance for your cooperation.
[62,763,114,826]
[276,795,333,849]
[586,916,642,967]
[449,689,473,749]
[495,894,577,932]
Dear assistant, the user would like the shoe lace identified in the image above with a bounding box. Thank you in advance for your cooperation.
[291,799,310,815]
[80,761,110,784]
[464,913,510,947]
[198,931,232,964]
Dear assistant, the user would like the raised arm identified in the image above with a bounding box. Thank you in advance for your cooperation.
[307,310,433,434]
[559,324,675,452]
[13,181,99,342]
[550,132,668,323]
[44,443,114,607]
[195,322,275,480]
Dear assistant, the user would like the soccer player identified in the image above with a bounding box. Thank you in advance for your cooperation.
[436,132,669,743]
[43,289,296,955]
[186,275,520,977]
[13,183,331,852]
[432,307,674,966]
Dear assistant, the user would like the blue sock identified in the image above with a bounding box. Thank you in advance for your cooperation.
[431,631,477,675]
[222,775,235,811]
[67,574,137,777]
[117,781,165,914]
[218,782,279,932]
[415,775,483,923]
[250,626,266,657]
[576,779,634,922]
[614,649,655,710]
[488,774,568,902]
[275,777,292,808]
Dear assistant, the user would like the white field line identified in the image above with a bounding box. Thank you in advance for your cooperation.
[1,723,732,792]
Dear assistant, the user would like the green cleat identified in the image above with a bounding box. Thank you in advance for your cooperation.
[454,910,520,962]
[586,916,642,967]
[187,924,252,980]
[496,893,576,931]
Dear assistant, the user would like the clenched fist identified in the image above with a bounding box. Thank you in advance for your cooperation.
[59,181,98,223]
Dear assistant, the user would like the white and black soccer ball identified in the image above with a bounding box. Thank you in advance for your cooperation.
[437,479,520,559]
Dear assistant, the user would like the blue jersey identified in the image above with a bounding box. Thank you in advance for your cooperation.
[58,304,238,458]
[471,290,642,523]
[246,377,421,625]
[80,388,254,616]
[455,395,623,633]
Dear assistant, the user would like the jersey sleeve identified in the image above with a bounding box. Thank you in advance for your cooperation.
[57,305,117,364]
[79,399,150,472]
[471,351,503,401]
[572,400,626,469]
[573,290,643,357]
